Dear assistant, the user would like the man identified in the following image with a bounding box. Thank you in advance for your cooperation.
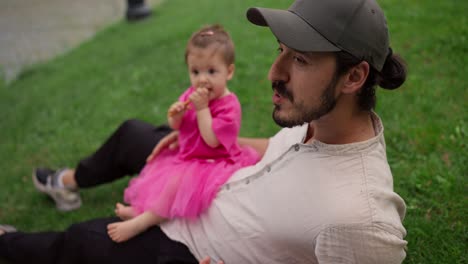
[0,0,408,263]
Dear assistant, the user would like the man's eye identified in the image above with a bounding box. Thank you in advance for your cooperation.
[277,47,283,53]
[293,56,306,64]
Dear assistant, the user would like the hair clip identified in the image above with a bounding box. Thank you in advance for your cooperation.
[200,30,214,36]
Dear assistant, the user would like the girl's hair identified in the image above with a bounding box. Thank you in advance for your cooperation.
[185,24,235,65]
[335,50,407,111]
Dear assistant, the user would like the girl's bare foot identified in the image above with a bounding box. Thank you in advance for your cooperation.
[107,218,145,243]
[107,211,165,243]
[114,203,135,220]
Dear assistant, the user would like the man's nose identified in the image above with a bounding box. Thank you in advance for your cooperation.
[268,56,289,84]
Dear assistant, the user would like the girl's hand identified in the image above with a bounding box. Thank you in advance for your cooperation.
[189,87,210,111]
[146,131,179,162]
[168,101,190,117]
[199,256,224,264]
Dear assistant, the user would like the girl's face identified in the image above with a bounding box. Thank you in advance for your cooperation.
[187,46,235,101]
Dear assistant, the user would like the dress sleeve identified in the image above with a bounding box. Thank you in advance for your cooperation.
[179,86,194,102]
[211,96,241,151]
[315,224,407,264]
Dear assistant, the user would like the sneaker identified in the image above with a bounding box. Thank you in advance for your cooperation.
[32,168,82,211]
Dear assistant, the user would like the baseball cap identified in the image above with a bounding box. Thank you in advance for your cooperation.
[246,0,390,71]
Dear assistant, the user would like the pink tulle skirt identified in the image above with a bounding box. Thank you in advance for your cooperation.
[124,147,259,218]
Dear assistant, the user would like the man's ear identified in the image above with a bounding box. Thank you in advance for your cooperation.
[227,64,235,80]
[341,61,370,94]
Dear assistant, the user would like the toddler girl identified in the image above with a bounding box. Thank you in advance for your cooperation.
[107,24,260,242]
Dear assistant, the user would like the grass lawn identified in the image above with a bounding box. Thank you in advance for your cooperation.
[0,0,466,263]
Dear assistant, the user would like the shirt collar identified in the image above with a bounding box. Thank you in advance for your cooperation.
[298,111,385,154]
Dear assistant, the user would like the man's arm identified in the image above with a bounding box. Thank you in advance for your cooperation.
[145,132,269,163]
[315,224,407,263]
[146,130,179,162]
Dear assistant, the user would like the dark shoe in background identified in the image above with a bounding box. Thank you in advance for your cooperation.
[126,0,152,21]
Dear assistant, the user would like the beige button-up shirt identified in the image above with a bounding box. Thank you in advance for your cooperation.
[162,112,407,263]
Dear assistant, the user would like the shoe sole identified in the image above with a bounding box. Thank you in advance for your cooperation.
[32,170,82,212]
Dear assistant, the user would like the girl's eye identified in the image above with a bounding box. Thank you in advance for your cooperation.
[192,70,199,75]
[209,69,216,74]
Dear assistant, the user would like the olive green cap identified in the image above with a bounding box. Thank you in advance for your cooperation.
[247,0,390,71]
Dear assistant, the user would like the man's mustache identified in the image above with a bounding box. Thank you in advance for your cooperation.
[272,81,294,102]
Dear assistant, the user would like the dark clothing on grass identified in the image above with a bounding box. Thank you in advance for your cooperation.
[0,218,196,264]
[0,119,197,264]
[75,119,171,188]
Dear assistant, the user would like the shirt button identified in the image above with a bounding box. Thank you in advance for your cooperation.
[225,184,230,190]
[266,166,271,172]
[294,144,300,151]
[245,179,250,184]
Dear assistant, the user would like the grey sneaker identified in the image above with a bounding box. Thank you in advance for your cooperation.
[32,168,82,211]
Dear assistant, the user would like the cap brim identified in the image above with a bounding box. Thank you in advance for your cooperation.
[247,7,340,53]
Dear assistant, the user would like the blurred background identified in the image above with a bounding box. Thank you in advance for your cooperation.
[0,0,161,82]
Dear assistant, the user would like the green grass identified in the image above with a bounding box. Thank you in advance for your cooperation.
[0,0,466,263]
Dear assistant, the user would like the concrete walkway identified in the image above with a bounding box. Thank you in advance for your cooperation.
[0,0,161,83]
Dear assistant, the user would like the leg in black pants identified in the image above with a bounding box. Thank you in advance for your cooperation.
[75,119,172,188]
[0,120,197,263]
[0,217,197,264]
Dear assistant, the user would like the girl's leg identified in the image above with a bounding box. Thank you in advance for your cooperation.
[114,203,136,220]
[107,211,166,243]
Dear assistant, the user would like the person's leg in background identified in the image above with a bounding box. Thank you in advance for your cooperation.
[0,217,197,264]
[33,119,172,211]
[126,0,152,21]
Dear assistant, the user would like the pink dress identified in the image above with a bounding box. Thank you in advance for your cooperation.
[124,87,260,218]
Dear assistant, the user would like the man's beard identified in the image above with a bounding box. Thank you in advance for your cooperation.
[271,76,338,128]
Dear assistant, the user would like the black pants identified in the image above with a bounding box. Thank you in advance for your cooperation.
[0,119,197,264]
[75,119,171,188]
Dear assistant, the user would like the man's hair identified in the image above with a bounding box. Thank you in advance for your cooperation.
[334,51,407,111]
[185,24,235,65]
